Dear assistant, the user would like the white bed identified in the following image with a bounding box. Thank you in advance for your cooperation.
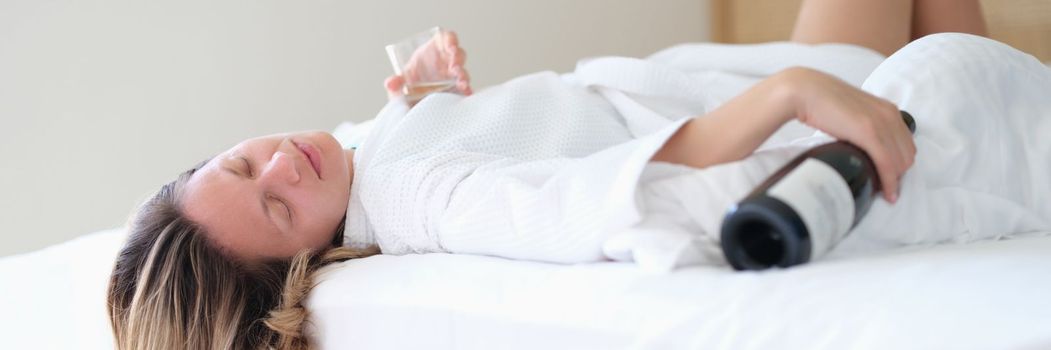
[6,65,1051,350]
[5,4,1051,348]
[310,235,1051,349]
[2,228,1051,349]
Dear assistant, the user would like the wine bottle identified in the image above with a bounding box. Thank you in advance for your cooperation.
[720,111,916,270]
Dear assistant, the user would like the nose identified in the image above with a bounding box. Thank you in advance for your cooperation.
[259,150,301,185]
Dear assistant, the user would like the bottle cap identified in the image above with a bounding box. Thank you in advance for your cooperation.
[900,110,916,134]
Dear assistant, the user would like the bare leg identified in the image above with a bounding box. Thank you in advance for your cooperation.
[911,0,987,39]
[790,0,914,56]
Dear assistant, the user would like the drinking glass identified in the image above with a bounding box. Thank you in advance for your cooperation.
[385,27,459,102]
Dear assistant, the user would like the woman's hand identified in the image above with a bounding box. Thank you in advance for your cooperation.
[781,67,916,203]
[384,30,472,100]
[653,67,913,204]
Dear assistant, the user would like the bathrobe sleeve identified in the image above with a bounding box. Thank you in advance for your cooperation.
[430,118,691,264]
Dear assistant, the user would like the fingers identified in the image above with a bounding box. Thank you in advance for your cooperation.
[862,132,901,203]
[419,29,471,96]
[444,32,466,70]
[880,105,917,196]
[443,31,471,95]
[384,75,405,99]
[866,103,916,203]
[451,47,467,67]
[891,113,917,202]
[444,30,459,52]
[453,66,472,95]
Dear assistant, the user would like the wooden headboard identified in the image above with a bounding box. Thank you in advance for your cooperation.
[711,0,1051,62]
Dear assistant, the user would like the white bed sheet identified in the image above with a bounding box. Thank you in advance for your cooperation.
[0,228,123,349]
[309,234,1051,350]
[2,229,1050,349]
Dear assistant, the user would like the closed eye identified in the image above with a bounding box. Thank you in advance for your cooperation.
[267,194,293,223]
[240,157,254,177]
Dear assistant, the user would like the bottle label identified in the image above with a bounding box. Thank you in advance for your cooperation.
[767,158,855,259]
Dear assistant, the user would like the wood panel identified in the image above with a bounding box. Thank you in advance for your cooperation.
[711,0,1051,62]
[983,0,1051,62]
[711,0,803,44]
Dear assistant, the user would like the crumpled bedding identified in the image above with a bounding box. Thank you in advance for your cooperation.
[342,33,1051,271]
[343,35,886,264]
[604,33,1051,270]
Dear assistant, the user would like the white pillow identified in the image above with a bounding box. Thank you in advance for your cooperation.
[0,229,125,349]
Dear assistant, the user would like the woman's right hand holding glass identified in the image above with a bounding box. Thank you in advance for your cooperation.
[385,29,472,101]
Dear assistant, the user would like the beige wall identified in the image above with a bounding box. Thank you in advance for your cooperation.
[0,0,710,256]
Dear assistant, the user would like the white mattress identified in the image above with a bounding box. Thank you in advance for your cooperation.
[4,229,1050,349]
[308,234,1051,350]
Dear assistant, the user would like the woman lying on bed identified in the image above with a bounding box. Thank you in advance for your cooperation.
[108,0,1051,349]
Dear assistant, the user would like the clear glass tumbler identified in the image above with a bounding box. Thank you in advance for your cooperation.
[385,27,459,103]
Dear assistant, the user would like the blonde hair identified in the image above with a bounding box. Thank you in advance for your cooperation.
[107,162,379,350]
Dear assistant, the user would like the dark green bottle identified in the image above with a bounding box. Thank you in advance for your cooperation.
[721,111,916,270]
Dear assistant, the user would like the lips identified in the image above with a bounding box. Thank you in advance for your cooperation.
[293,140,323,179]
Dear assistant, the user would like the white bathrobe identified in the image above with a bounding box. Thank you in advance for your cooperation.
[345,34,1051,270]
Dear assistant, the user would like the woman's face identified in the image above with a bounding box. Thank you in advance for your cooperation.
[181,131,352,263]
